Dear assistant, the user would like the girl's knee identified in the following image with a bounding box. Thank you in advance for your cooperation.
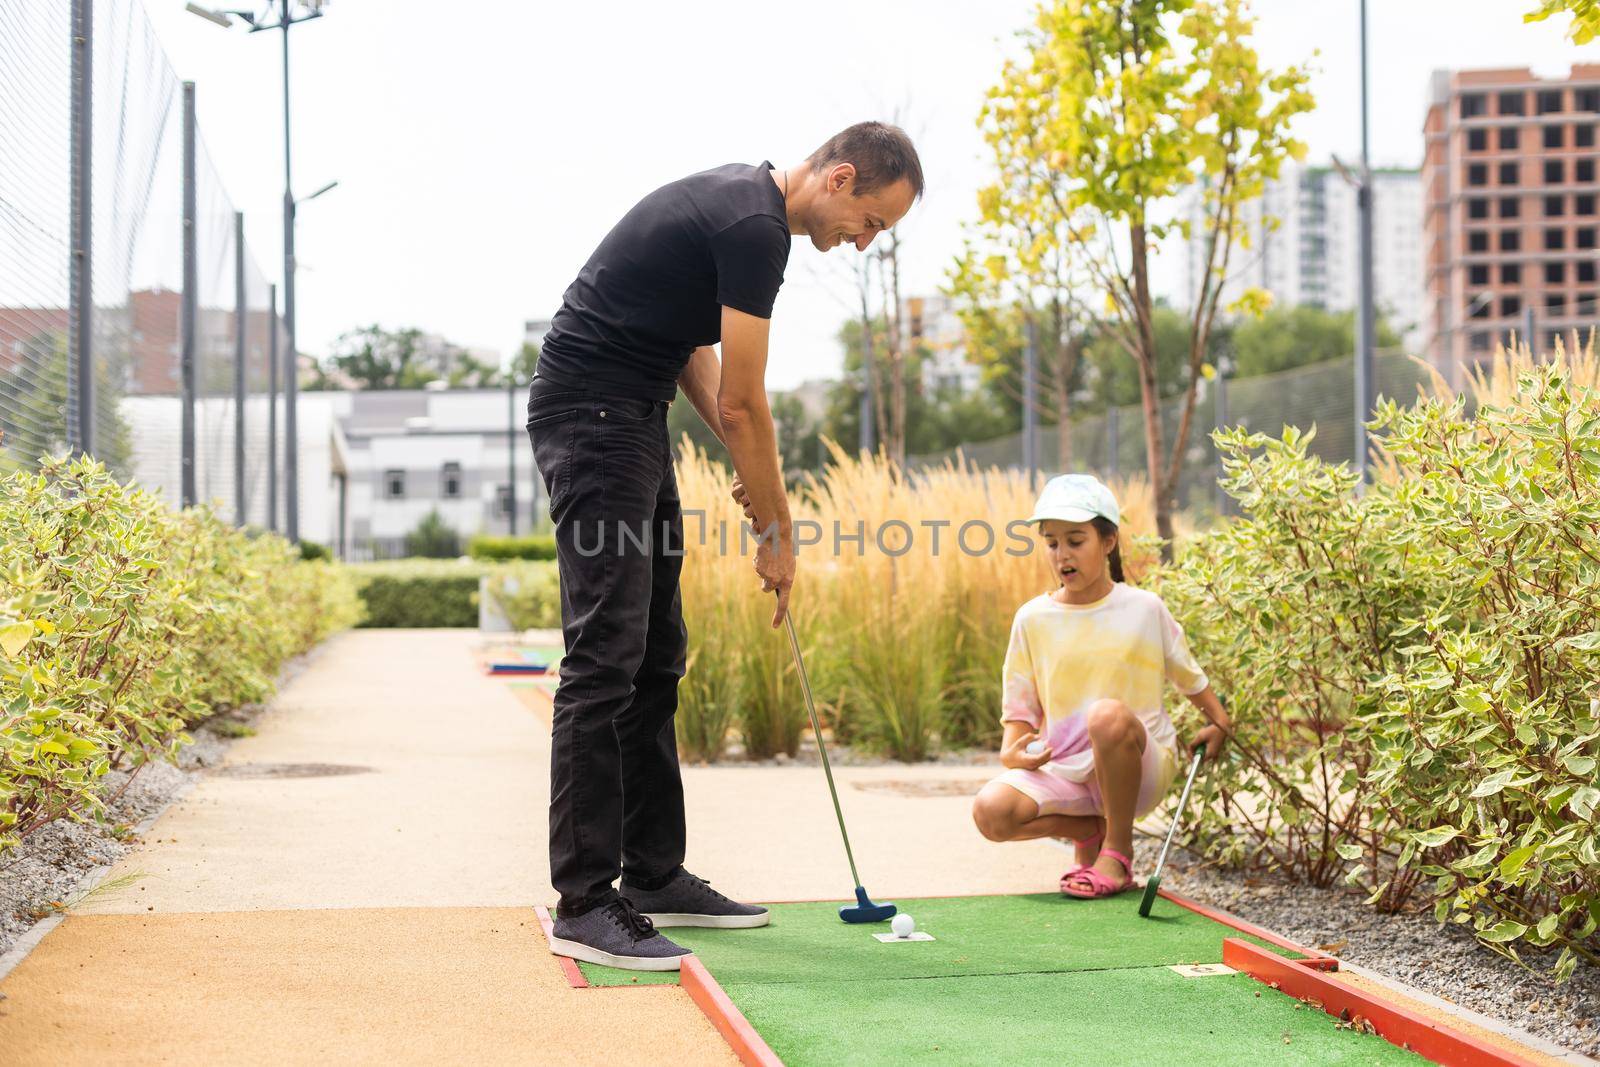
[972,788,1022,842]
[1087,699,1140,746]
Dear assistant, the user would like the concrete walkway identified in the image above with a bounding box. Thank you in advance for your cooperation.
[0,628,1067,1064]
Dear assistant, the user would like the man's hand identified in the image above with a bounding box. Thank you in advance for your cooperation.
[731,476,757,525]
[717,305,794,628]
[754,534,795,627]
[1001,730,1052,771]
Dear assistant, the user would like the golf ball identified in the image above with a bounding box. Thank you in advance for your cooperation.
[891,913,915,938]
[1025,740,1047,756]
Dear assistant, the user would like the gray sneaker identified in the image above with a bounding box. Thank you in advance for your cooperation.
[547,898,692,972]
[620,869,770,929]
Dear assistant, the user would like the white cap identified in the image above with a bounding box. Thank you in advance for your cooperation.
[1026,474,1120,527]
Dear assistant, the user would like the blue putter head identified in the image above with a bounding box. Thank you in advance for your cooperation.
[839,885,897,924]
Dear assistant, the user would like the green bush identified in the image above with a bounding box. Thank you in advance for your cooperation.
[469,534,558,561]
[346,560,488,628]
[1359,369,1600,979]
[1163,363,1600,978]
[1159,426,1430,888]
[0,456,357,857]
[483,562,561,630]
[299,539,332,561]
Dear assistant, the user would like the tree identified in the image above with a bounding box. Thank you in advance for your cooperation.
[0,331,132,477]
[403,508,460,558]
[507,342,541,386]
[1525,0,1600,42]
[1229,306,1401,379]
[1081,303,1195,410]
[822,319,1014,463]
[324,326,439,390]
[1004,0,1313,556]
[446,351,503,389]
[949,56,1099,471]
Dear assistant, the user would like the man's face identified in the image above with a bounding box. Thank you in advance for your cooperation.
[807,166,916,253]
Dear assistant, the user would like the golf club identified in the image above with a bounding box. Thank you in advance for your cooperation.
[784,610,897,924]
[1138,741,1207,917]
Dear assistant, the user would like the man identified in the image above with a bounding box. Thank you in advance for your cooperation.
[527,122,922,971]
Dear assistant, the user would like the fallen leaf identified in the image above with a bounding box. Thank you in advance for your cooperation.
[1317,939,1349,955]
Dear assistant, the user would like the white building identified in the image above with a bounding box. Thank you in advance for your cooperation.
[905,293,981,394]
[119,387,543,560]
[337,388,541,560]
[1179,162,1425,341]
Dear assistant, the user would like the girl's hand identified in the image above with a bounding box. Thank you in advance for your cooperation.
[1193,723,1228,762]
[1002,730,1053,771]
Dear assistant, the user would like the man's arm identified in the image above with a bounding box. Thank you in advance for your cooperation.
[717,305,794,625]
[678,346,727,447]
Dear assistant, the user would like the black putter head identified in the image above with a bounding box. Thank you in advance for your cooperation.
[840,885,897,924]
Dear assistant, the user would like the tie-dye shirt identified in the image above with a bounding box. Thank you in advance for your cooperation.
[1001,583,1208,783]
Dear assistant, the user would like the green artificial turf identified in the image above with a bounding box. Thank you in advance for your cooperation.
[726,969,1423,1066]
[576,893,1301,988]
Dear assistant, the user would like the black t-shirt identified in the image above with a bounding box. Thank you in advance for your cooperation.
[535,161,793,401]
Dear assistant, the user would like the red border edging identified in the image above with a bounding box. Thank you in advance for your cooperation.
[1157,886,1339,971]
[533,905,589,989]
[1221,938,1542,1067]
[681,956,785,1067]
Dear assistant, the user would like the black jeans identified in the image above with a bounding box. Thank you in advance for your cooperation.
[526,375,688,917]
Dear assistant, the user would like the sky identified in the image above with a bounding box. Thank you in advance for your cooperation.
[141,0,1594,390]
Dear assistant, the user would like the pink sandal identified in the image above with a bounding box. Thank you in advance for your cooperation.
[1060,847,1134,899]
[1057,829,1104,882]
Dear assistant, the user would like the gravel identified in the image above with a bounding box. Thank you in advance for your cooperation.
[1159,848,1600,1060]
[0,647,320,961]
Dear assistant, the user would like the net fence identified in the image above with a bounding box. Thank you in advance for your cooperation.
[909,350,1434,519]
[2,0,286,529]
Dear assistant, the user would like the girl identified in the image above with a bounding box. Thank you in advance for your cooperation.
[971,474,1231,898]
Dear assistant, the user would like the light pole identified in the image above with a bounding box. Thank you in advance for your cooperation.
[188,1,327,543]
[1355,0,1376,488]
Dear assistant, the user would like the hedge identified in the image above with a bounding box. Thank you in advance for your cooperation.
[346,561,487,628]
[0,456,359,857]
[345,560,561,629]
[468,534,558,561]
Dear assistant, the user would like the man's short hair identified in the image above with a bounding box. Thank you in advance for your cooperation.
[806,122,924,200]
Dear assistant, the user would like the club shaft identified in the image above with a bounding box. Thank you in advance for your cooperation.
[785,613,862,888]
[1152,750,1204,878]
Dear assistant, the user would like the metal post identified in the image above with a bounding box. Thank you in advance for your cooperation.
[282,11,299,542]
[69,0,93,458]
[1354,0,1376,487]
[181,83,198,508]
[1022,316,1038,483]
[1523,304,1537,357]
[507,377,518,536]
[234,211,247,525]
[859,314,877,456]
[267,283,278,531]
[1214,368,1229,518]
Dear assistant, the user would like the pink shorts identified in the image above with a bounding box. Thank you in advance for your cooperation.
[992,741,1178,820]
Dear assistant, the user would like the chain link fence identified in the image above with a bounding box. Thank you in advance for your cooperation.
[910,350,1434,519]
[2,0,288,530]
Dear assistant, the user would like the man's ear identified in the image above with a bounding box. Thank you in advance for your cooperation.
[828,161,856,193]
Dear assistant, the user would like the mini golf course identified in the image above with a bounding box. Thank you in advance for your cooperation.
[536,892,1518,1066]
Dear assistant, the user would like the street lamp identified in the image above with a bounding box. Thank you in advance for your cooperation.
[189,0,327,544]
